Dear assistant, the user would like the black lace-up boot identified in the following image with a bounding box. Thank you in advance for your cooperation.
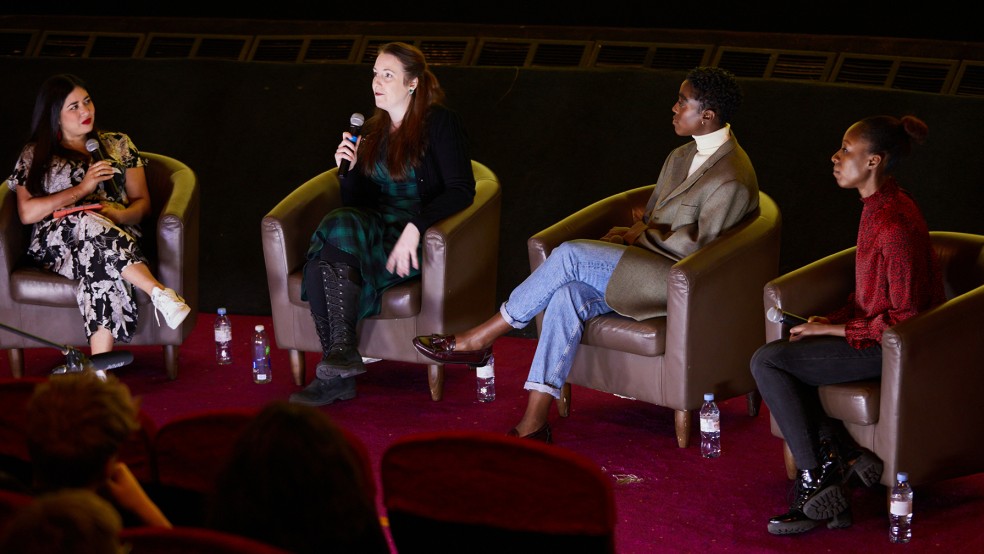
[315,261,367,380]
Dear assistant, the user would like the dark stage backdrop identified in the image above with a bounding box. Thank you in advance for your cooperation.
[1,58,982,318]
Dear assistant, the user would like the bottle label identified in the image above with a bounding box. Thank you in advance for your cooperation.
[476,365,494,379]
[215,328,231,342]
[890,500,912,516]
[700,417,720,433]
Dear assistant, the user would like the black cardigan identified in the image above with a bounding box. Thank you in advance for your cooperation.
[339,104,476,233]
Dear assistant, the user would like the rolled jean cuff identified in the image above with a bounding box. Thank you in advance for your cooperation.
[499,302,529,329]
[524,380,561,399]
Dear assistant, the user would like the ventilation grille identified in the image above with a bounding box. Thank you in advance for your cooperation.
[0,30,35,56]
[531,42,587,67]
[833,55,894,87]
[715,48,772,78]
[1,27,981,97]
[251,37,304,63]
[953,62,984,96]
[475,40,533,67]
[770,52,834,81]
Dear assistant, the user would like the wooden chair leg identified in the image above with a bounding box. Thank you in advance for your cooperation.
[557,383,571,417]
[427,363,444,401]
[675,409,692,448]
[746,389,762,417]
[289,350,306,386]
[163,345,178,380]
[7,349,24,378]
[782,441,796,480]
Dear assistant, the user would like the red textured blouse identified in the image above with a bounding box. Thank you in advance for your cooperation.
[825,178,945,349]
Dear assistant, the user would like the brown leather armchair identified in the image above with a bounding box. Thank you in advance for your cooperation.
[260,161,501,400]
[766,231,984,488]
[527,188,782,448]
[0,152,200,380]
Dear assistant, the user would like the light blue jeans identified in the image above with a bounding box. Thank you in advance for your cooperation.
[499,239,627,398]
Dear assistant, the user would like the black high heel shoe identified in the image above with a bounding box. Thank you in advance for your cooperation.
[507,423,552,444]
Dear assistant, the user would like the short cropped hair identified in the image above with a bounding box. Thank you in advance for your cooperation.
[686,66,743,125]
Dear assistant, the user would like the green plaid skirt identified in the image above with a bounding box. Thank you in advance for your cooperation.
[304,171,421,320]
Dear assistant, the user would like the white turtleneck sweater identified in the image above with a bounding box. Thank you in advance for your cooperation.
[688,123,731,177]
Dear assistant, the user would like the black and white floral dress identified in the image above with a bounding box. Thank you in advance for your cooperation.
[6,132,149,342]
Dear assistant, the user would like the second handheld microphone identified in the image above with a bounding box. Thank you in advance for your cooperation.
[766,306,809,326]
[338,112,365,178]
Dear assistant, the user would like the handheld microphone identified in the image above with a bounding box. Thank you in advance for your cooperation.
[766,306,809,326]
[338,112,365,178]
[85,138,124,197]
[51,350,134,378]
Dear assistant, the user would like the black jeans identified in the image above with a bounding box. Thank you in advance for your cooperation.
[750,336,882,470]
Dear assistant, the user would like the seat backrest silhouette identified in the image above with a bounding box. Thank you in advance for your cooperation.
[149,407,257,526]
[260,161,501,400]
[527,189,781,447]
[765,231,984,488]
[381,430,617,553]
[0,152,200,380]
[119,525,293,554]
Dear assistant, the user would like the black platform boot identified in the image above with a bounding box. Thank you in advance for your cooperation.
[833,436,884,488]
[800,439,849,520]
[768,441,849,536]
[315,261,367,381]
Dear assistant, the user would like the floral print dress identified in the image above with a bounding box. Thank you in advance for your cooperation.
[6,132,149,342]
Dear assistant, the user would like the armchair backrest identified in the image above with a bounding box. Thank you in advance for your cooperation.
[381,430,616,553]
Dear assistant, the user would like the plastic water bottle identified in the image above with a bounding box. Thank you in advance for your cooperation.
[251,324,271,384]
[890,471,913,543]
[699,393,721,458]
[214,307,232,365]
[476,355,495,402]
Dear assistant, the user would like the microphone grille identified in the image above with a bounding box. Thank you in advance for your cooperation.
[765,306,782,324]
[84,138,100,153]
[350,113,365,126]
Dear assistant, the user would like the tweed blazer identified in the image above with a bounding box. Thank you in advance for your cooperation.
[605,133,759,320]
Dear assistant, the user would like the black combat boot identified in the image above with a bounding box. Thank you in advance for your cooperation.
[832,436,884,488]
[288,374,357,407]
[767,465,850,535]
[315,261,367,380]
[800,439,849,520]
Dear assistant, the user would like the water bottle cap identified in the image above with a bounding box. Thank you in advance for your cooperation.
[897,472,908,482]
[218,307,226,315]
[703,393,714,401]
[255,325,264,331]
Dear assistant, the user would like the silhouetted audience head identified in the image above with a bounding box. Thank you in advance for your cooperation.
[208,400,389,554]
[0,488,124,554]
[26,372,139,492]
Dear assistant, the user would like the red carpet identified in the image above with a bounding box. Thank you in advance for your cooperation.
[4,313,984,553]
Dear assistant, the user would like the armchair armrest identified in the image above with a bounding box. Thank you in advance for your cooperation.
[261,170,342,308]
[417,162,502,333]
[763,246,856,342]
[878,283,984,484]
[0,183,24,311]
[152,162,199,302]
[666,197,782,406]
[528,185,654,273]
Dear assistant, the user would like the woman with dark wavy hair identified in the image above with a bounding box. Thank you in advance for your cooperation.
[6,74,190,357]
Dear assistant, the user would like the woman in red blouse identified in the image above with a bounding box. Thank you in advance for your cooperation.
[751,114,945,536]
